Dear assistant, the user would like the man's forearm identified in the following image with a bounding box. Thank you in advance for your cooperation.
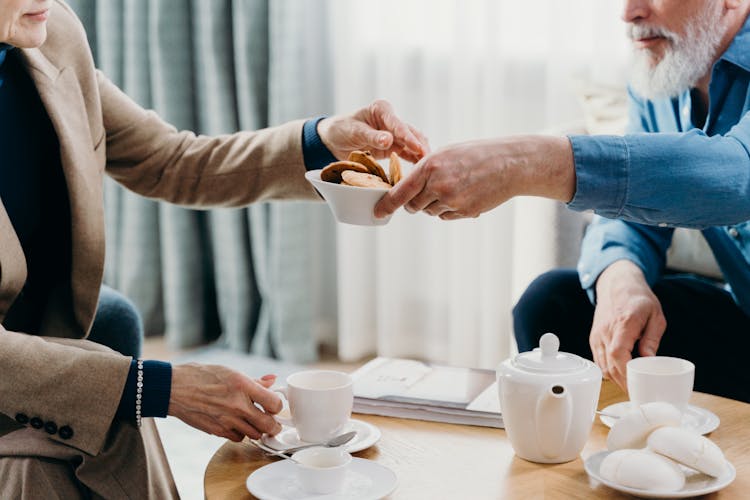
[515,135,576,203]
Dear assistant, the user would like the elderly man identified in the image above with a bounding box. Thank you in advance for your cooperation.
[376,0,750,402]
[0,0,428,497]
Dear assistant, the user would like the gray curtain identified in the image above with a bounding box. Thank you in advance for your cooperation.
[66,0,337,362]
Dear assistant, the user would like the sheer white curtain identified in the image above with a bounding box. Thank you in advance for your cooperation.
[327,0,630,368]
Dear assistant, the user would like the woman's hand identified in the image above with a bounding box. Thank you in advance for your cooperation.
[168,363,283,442]
[317,99,429,163]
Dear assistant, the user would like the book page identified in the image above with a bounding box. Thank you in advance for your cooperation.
[465,381,502,414]
[404,366,494,405]
[352,358,432,398]
[352,357,496,408]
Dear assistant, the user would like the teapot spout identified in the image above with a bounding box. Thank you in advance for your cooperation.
[535,384,573,460]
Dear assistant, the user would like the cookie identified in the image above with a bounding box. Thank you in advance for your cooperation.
[348,151,389,184]
[389,152,402,185]
[320,161,369,184]
[341,170,392,189]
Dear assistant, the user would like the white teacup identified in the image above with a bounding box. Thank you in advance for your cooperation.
[627,356,695,413]
[293,446,352,494]
[305,169,392,226]
[274,370,353,443]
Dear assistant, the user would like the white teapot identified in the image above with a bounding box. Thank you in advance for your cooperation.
[497,333,602,463]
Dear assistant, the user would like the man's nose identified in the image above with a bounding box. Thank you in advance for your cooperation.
[622,0,650,23]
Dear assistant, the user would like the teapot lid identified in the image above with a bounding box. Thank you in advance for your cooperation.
[511,333,589,373]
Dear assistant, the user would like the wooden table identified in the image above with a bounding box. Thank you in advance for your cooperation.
[204,381,750,499]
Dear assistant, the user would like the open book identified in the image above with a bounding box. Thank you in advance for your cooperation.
[351,357,503,428]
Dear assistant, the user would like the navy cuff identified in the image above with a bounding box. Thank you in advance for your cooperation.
[116,360,173,420]
[302,116,338,170]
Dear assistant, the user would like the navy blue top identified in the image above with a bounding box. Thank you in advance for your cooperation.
[0,43,336,421]
[0,44,69,335]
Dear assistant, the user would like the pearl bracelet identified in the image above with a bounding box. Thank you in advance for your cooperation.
[136,359,143,428]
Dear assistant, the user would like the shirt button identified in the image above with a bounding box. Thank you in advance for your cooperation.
[582,273,591,282]
[729,227,740,238]
[658,223,668,228]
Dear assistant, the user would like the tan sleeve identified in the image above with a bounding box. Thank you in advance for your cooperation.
[0,328,131,456]
[97,71,319,207]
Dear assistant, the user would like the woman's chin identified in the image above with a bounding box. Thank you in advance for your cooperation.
[9,26,49,49]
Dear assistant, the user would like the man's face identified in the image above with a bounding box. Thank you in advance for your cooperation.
[0,0,51,48]
[623,0,727,99]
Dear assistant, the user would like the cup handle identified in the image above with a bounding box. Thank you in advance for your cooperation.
[272,386,294,427]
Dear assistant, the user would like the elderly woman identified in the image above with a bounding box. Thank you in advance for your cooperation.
[0,1,427,497]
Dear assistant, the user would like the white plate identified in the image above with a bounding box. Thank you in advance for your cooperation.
[262,419,381,454]
[246,457,397,500]
[598,401,720,435]
[584,450,736,499]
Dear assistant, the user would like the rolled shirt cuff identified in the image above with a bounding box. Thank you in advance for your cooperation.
[566,134,629,217]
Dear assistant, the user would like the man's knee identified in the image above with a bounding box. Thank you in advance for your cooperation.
[513,269,580,320]
[512,269,583,352]
[0,456,84,500]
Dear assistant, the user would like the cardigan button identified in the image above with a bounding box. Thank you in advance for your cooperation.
[14,413,29,425]
[30,417,44,429]
[58,425,74,440]
[44,421,58,435]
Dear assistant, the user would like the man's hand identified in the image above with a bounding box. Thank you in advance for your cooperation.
[590,260,667,390]
[374,135,575,220]
[317,99,429,163]
[168,363,283,442]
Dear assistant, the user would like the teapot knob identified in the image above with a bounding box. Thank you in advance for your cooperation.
[540,333,560,358]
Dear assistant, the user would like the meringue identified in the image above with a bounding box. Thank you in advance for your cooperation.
[600,448,685,491]
[606,401,681,450]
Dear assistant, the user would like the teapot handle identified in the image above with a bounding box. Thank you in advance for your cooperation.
[536,384,572,459]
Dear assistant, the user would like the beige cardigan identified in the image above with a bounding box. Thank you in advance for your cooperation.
[0,0,318,457]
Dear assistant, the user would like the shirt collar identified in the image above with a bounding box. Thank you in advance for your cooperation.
[720,14,750,72]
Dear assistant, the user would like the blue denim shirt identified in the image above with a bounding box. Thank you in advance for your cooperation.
[567,15,750,315]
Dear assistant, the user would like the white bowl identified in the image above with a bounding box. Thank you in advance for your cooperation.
[305,169,392,226]
[292,446,352,494]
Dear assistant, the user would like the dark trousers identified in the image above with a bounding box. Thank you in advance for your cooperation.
[87,285,144,358]
[513,269,750,403]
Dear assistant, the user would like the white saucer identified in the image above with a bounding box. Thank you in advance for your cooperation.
[598,402,720,435]
[246,457,397,500]
[262,419,381,454]
[584,450,735,498]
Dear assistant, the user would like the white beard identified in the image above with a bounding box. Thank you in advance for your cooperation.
[628,7,725,100]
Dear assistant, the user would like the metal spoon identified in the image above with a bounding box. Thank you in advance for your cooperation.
[278,430,357,455]
[248,439,300,463]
